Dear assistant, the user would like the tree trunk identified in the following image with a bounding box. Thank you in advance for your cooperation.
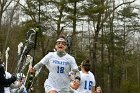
[71,1,77,55]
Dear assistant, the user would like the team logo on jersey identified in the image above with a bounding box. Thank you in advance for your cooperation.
[53,60,68,66]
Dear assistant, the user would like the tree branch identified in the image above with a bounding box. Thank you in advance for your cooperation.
[100,0,136,30]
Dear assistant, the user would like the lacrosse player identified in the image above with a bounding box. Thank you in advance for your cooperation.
[29,36,80,93]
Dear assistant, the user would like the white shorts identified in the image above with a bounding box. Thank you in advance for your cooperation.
[45,85,57,93]
[44,85,71,93]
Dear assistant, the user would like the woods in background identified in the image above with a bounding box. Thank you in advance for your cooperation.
[0,0,140,93]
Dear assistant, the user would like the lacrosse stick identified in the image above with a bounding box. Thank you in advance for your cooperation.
[5,47,10,71]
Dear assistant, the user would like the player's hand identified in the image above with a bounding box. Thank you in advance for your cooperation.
[70,80,80,90]
[29,65,35,73]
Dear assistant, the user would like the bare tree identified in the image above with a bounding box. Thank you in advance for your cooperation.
[1,0,21,62]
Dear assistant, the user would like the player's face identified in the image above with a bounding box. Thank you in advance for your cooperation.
[55,41,67,52]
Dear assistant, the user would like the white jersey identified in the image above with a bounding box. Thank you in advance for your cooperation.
[5,71,12,93]
[40,52,78,92]
[75,71,96,93]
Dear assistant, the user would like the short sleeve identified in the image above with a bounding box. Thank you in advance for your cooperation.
[40,52,53,65]
[91,72,96,86]
[70,56,78,70]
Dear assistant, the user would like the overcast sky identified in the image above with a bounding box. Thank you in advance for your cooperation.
[117,0,140,5]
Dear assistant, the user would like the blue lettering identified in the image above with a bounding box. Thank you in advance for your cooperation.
[53,60,68,66]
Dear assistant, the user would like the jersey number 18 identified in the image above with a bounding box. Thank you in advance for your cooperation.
[57,66,64,73]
